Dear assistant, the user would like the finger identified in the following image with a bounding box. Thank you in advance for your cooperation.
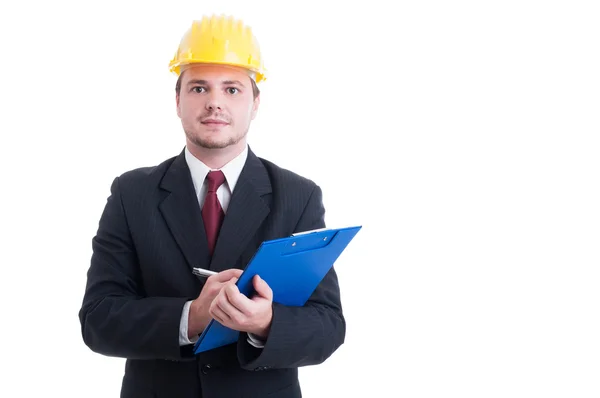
[253,275,273,301]
[216,287,244,318]
[210,304,229,325]
[215,277,238,297]
[211,268,244,283]
[225,281,253,315]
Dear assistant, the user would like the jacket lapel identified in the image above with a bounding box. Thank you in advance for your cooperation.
[158,150,211,271]
[210,149,271,273]
[157,147,272,273]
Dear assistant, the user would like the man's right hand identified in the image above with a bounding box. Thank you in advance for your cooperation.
[187,268,244,339]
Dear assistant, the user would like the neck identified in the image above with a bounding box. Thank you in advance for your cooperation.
[186,139,246,169]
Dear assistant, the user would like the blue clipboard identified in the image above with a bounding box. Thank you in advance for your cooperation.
[193,225,362,354]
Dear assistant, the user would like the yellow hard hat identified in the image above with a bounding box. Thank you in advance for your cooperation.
[169,15,267,83]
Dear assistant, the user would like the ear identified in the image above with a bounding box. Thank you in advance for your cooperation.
[176,93,181,118]
[250,95,260,120]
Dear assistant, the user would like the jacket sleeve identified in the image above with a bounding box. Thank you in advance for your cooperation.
[237,184,346,369]
[79,176,194,361]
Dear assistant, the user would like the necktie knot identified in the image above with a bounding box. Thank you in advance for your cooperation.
[206,170,225,193]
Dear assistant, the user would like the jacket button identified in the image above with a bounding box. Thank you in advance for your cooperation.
[201,364,212,375]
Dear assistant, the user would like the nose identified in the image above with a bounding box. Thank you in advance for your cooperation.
[205,93,223,111]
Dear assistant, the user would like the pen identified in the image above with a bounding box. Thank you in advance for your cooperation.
[192,267,217,278]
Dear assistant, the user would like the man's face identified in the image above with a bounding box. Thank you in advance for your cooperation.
[176,64,259,150]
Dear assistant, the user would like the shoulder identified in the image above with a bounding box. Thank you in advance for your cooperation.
[258,156,321,196]
[254,155,326,225]
[110,154,178,195]
[256,156,327,230]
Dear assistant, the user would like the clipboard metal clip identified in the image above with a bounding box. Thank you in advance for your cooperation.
[291,227,329,237]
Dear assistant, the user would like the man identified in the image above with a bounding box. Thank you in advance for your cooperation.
[78,15,345,398]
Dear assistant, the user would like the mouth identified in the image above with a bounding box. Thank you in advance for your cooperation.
[201,119,230,125]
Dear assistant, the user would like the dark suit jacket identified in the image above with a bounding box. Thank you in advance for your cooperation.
[78,147,345,398]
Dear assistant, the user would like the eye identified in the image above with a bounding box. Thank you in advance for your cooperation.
[191,87,206,93]
[227,87,239,94]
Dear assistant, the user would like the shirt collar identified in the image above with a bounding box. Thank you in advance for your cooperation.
[184,145,248,194]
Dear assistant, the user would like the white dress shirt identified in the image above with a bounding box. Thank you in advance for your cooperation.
[178,145,266,348]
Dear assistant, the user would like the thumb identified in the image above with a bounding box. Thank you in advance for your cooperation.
[253,275,273,300]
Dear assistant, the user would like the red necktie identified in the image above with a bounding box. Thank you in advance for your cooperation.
[202,170,226,256]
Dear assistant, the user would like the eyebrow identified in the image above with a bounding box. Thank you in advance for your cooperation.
[186,79,246,87]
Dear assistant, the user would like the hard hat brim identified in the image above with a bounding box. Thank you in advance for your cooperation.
[169,60,266,83]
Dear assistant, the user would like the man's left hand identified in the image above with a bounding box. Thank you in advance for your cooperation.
[209,275,273,339]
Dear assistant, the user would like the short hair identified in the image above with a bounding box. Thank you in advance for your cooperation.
[175,70,260,99]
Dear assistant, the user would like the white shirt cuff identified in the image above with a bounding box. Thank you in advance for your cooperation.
[179,300,199,345]
[247,333,266,348]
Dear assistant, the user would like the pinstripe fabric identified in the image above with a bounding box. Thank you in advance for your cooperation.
[79,146,345,398]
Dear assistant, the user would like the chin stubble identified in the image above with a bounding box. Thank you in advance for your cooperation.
[185,128,249,150]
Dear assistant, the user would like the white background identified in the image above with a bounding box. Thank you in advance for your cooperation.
[1,1,599,397]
